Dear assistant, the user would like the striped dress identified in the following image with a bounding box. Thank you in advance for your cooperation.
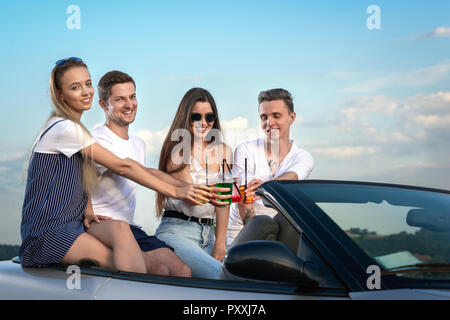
[19,120,89,267]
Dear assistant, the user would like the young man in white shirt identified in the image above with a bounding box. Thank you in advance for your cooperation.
[90,70,191,277]
[226,88,314,248]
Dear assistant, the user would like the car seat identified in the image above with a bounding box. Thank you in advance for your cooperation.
[229,213,301,255]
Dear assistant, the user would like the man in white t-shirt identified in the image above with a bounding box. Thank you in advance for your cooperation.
[226,88,314,248]
[91,70,191,277]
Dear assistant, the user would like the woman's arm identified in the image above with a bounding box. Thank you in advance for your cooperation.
[82,142,210,205]
[146,167,188,188]
[211,205,229,262]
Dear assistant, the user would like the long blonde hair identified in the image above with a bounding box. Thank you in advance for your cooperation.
[24,59,98,193]
[49,59,98,193]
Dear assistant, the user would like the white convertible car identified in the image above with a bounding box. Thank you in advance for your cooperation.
[1,180,449,300]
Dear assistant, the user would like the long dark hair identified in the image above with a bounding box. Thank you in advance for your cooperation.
[156,87,222,216]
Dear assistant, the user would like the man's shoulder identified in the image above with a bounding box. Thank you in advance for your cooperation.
[129,133,146,149]
[91,124,109,138]
[291,143,313,159]
[287,143,314,168]
[90,124,116,149]
[236,137,264,152]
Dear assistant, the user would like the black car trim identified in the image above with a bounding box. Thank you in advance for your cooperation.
[282,179,450,194]
[46,262,349,298]
[258,183,367,291]
[256,188,348,290]
[260,180,450,291]
[14,257,348,297]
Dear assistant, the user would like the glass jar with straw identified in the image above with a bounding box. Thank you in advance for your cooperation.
[215,159,234,205]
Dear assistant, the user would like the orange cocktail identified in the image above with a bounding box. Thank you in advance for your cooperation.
[237,175,255,204]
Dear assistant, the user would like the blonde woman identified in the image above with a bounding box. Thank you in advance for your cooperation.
[19,58,213,273]
[155,87,233,279]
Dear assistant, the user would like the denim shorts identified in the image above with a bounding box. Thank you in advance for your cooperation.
[130,224,173,252]
[154,217,222,279]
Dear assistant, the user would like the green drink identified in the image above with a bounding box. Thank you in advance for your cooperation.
[216,182,233,205]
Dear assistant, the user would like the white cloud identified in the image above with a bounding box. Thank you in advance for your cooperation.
[398,92,450,141]
[372,131,413,143]
[393,162,442,170]
[342,62,450,93]
[311,146,380,159]
[0,152,24,163]
[337,95,398,127]
[221,117,261,150]
[414,27,450,39]
[413,114,450,128]
[402,91,450,115]
[335,91,450,142]
[221,116,248,129]
[135,127,169,154]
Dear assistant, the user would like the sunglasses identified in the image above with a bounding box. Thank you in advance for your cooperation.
[190,112,216,123]
[55,57,83,66]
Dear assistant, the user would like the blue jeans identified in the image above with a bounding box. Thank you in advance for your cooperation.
[154,217,222,279]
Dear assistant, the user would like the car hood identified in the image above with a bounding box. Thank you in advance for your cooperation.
[350,289,450,300]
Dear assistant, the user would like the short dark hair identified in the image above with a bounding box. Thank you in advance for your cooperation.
[258,88,294,113]
[98,70,136,102]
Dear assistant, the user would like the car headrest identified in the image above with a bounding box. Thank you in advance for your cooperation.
[230,215,279,248]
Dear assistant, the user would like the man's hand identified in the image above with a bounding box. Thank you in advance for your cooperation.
[83,213,112,229]
[244,179,264,201]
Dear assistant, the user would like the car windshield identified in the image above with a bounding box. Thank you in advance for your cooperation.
[292,182,450,280]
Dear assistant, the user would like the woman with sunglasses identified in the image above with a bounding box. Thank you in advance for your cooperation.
[155,87,233,279]
[19,58,215,273]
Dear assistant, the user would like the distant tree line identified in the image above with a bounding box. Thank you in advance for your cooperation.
[351,229,450,263]
[0,245,20,261]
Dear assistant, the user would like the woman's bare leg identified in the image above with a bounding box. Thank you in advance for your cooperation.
[86,220,147,273]
[62,232,115,269]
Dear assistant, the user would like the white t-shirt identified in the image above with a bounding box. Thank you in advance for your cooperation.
[34,117,95,157]
[226,137,314,244]
[90,124,146,226]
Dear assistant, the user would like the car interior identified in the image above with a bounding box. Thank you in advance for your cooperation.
[222,211,345,290]
[229,213,300,255]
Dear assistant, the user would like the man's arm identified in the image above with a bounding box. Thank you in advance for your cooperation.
[273,171,298,181]
[237,202,256,226]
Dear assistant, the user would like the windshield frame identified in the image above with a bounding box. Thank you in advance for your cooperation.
[259,180,450,291]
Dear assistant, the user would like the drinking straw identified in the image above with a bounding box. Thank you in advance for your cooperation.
[245,158,248,187]
[205,155,208,186]
[244,158,248,202]
[222,159,225,182]
[224,159,241,197]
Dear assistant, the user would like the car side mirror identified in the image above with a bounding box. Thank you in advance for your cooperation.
[407,209,450,232]
[222,241,318,286]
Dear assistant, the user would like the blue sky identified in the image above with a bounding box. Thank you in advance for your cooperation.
[0,0,449,244]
